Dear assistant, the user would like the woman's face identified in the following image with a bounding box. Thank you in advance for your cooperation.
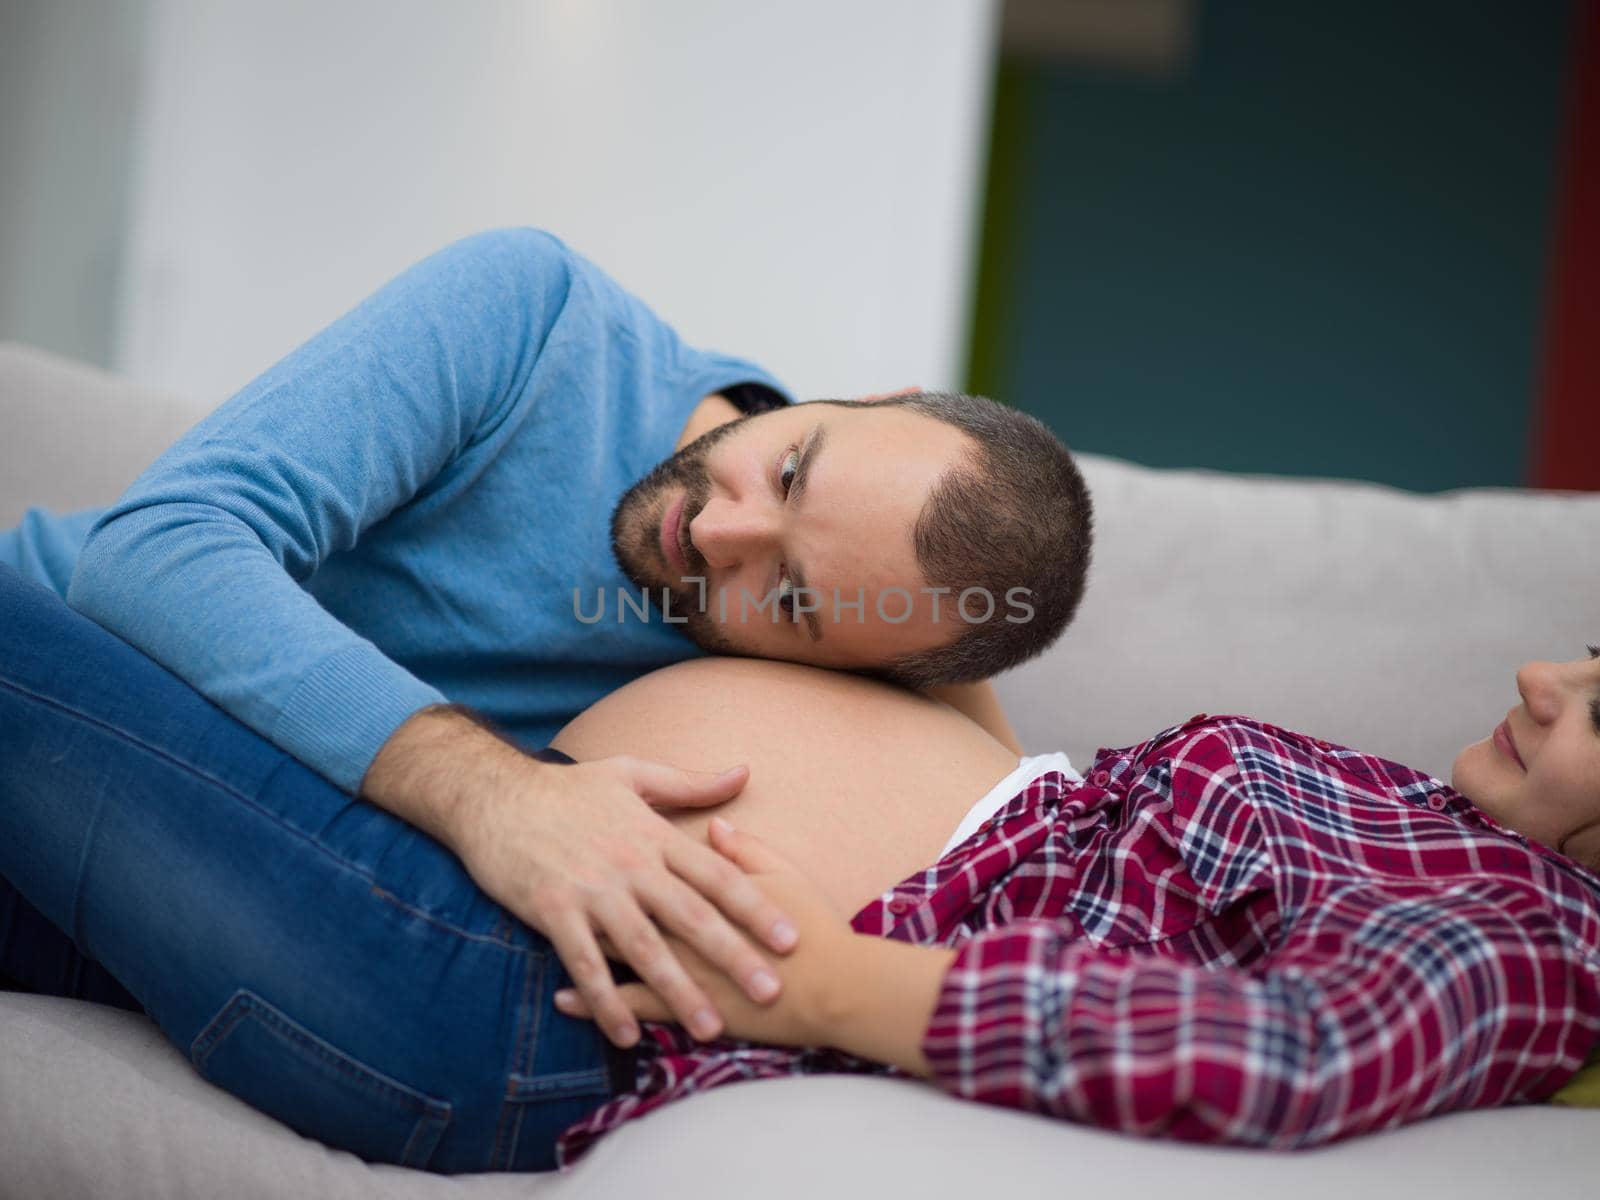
[1451,649,1600,870]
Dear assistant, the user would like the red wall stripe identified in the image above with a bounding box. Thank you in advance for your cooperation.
[1533,1,1600,490]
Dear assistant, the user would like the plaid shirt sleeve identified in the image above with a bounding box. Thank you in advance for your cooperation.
[922,891,1600,1146]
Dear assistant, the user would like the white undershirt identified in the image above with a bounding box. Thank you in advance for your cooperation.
[937,751,1082,860]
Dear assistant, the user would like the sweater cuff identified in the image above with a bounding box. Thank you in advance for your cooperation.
[272,643,448,795]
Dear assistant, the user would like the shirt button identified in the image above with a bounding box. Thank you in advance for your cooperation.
[1090,769,1112,788]
[1189,713,1208,723]
[886,897,912,915]
[1427,792,1448,811]
[1313,739,1332,751]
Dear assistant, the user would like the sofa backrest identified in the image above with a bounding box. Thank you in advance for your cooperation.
[996,453,1600,780]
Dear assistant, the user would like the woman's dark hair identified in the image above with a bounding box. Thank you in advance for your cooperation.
[838,391,1093,688]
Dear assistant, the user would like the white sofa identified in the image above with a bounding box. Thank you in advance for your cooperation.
[2,342,1596,1199]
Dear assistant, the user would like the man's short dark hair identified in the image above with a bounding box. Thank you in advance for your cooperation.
[843,391,1093,689]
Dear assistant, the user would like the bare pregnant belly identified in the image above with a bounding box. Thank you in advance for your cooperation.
[551,658,1020,918]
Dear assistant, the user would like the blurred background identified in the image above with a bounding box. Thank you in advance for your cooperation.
[2,0,1594,492]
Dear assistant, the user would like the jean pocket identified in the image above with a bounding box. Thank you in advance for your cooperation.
[190,988,452,1168]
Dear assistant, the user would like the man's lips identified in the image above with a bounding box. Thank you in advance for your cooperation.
[659,493,688,574]
[1493,718,1526,771]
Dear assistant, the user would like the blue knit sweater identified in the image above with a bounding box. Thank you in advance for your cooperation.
[0,229,789,792]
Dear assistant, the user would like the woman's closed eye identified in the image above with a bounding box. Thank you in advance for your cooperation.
[1588,645,1600,734]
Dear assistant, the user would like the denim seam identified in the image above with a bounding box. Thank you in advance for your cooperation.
[492,950,539,1169]
[66,785,105,948]
[518,949,546,1084]
[400,1105,449,1169]
[0,675,521,951]
[506,1068,610,1098]
[505,1095,528,1170]
[362,884,523,950]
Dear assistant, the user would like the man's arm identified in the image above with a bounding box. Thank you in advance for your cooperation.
[922,680,1023,755]
[67,229,564,794]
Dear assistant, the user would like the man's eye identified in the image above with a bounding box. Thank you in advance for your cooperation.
[777,572,795,614]
[779,448,800,494]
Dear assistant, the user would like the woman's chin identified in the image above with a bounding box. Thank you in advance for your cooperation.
[1449,737,1493,806]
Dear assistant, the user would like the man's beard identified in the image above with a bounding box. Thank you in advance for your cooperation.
[608,411,756,652]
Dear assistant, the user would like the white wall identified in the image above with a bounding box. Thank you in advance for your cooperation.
[112,0,999,405]
[0,0,148,366]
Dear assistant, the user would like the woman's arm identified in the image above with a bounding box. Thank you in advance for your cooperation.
[567,820,1600,1144]
[825,935,954,1078]
[912,900,1600,1145]
[581,810,1573,1133]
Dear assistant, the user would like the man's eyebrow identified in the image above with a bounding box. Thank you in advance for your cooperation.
[788,423,826,643]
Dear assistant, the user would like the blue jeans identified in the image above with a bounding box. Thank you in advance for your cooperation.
[0,565,633,1172]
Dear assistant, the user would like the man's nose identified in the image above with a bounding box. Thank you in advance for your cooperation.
[688,497,778,570]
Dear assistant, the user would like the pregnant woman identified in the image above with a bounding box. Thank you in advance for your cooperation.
[545,650,1600,1163]
[3,563,1598,1172]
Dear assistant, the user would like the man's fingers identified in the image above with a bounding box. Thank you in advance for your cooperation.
[542,912,640,1049]
[638,872,784,1007]
[556,983,671,1026]
[629,760,748,810]
[595,899,726,1041]
[666,836,799,959]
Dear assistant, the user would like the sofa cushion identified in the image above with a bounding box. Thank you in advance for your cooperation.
[2,991,1595,1199]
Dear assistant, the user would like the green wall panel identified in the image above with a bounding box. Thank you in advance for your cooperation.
[975,0,1573,491]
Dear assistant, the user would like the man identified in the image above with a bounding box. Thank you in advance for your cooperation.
[0,228,1093,1051]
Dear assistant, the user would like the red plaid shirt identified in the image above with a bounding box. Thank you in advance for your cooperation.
[555,715,1600,1168]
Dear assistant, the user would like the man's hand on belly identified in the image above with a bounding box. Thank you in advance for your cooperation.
[557,817,958,1074]
[361,707,800,1051]
[554,816,860,1050]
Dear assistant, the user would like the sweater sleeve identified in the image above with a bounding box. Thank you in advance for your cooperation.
[921,892,1600,1146]
[66,228,575,794]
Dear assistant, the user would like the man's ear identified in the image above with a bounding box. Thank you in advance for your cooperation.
[852,385,922,403]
